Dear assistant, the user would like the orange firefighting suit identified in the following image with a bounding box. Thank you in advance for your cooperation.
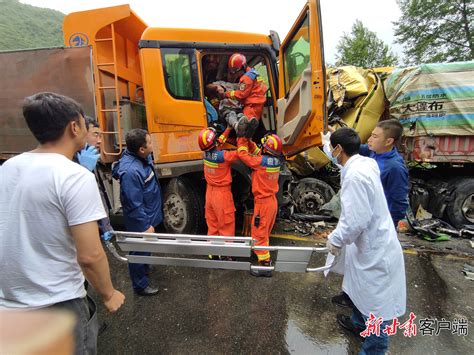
[203,148,240,236]
[237,138,280,261]
[225,67,267,121]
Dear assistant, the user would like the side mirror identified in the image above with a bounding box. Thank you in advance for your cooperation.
[269,30,281,56]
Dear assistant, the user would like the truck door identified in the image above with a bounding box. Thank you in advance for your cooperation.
[140,45,206,164]
[277,0,326,157]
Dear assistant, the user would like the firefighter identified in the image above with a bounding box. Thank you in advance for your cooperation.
[219,53,267,140]
[237,134,282,277]
[198,127,240,243]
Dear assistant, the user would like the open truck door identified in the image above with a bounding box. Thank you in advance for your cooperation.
[277,0,326,157]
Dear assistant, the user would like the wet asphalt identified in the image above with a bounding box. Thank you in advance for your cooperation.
[91,236,474,354]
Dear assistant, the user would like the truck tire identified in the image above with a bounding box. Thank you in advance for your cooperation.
[292,178,335,214]
[446,178,474,228]
[162,176,205,234]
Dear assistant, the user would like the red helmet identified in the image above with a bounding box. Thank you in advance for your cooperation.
[198,127,217,151]
[261,134,283,156]
[228,53,247,74]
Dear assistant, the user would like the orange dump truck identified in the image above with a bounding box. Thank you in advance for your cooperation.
[0,1,336,234]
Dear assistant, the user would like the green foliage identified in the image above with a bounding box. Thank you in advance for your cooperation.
[394,0,474,64]
[0,0,64,51]
[336,20,398,68]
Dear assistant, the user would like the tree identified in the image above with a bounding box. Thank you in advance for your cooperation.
[335,20,398,68]
[394,0,474,64]
[0,0,64,50]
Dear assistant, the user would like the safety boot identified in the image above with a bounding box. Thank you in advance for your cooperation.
[235,114,249,137]
[244,118,259,138]
[250,259,273,277]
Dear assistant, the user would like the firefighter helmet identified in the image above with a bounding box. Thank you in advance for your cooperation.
[261,133,283,156]
[198,127,218,151]
[228,53,247,74]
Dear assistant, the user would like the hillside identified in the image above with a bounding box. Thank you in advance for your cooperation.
[0,0,64,50]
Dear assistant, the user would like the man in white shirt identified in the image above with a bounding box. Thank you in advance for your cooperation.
[0,92,125,354]
[326,127,406,354]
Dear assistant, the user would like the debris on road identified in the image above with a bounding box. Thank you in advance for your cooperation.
[279,217,335,239]
[406,207,474,241]
[463,264,474,281]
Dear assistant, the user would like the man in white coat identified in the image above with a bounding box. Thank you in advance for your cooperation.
[326,127,406,354]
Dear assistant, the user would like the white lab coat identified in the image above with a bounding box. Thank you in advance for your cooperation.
[329,154,406,320]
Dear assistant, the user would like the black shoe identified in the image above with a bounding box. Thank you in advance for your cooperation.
[250,259,273,277]
[244,118,259,138]
[135,285,159,296]
[337,314,364,338]
[331,292,354,309]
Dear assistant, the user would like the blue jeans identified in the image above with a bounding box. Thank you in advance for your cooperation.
[128,251,151,290]
[352,307,391,355]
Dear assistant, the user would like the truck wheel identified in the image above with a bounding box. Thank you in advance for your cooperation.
[292,178,335,214]
[163,177,205,234]
[446,178,474,228]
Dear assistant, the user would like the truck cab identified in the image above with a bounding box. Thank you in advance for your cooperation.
[61,0,328,234]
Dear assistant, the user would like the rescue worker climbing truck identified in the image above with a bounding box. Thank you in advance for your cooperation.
[0,0,330,235]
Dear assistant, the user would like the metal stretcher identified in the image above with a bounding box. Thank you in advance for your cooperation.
[106,231,338,274]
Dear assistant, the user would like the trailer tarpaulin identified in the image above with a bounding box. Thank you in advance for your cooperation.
[384,61,474,137]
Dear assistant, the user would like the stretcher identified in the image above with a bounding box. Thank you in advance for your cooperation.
[105,231,338,273]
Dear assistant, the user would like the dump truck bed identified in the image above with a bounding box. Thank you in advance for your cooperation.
[0,47,95,159]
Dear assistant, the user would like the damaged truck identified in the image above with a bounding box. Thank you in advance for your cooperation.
[0,0,472,232]
[289,62,474,229]
[316,63,474,229]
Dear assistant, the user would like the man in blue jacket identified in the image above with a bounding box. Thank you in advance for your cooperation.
[113,129,162,296]
[360,119,409,227]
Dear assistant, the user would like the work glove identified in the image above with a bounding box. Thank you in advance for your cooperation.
[321,131,331,146]
[77,145,100,171]
[326,239,341,257]
[101,231,113,242]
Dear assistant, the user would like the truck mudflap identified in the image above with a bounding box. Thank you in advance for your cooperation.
[108,231,338,273]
